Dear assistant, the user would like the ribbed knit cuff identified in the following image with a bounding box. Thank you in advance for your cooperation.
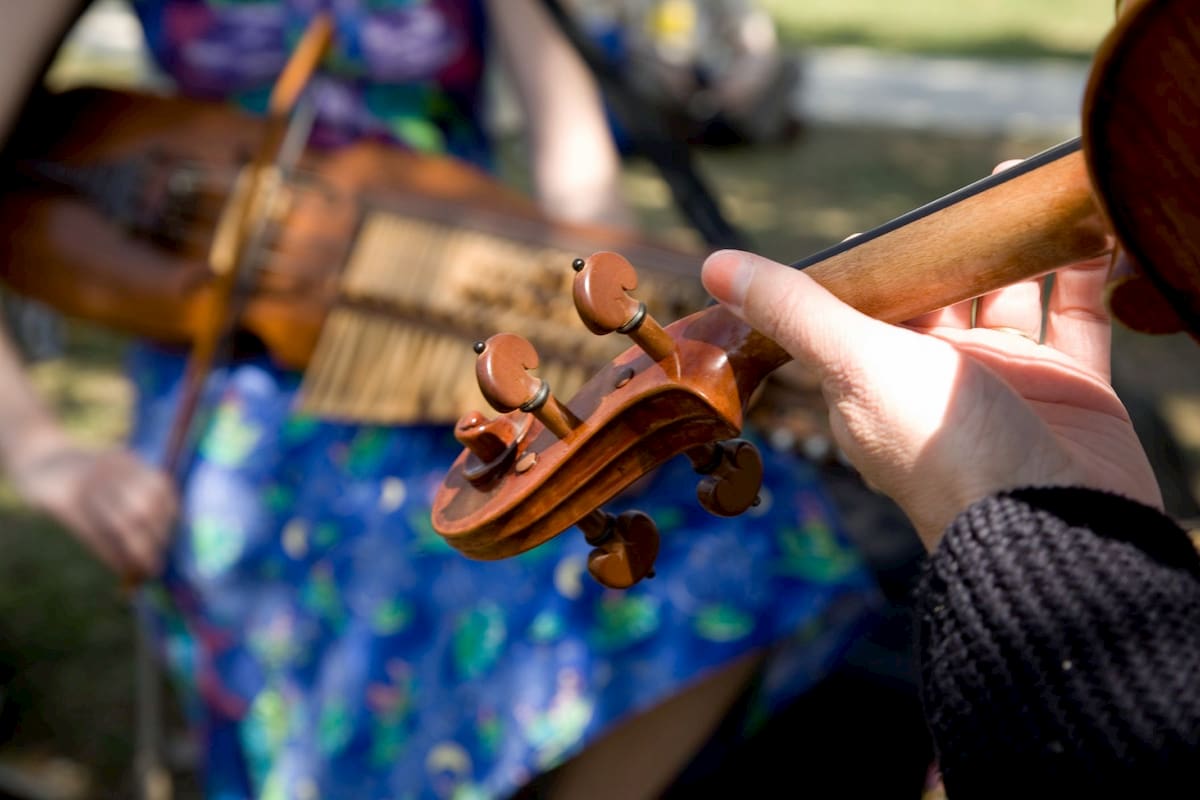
[916,487,1200,798]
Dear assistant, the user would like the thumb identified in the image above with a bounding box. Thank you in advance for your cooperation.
[701,249,898,391]
[702,249,989,544]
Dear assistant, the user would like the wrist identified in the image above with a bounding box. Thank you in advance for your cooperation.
[912,444,1095,550]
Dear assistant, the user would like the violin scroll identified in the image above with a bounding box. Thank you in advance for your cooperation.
[432,252,764,583]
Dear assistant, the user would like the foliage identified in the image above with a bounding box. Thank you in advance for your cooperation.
[760,0,1112,60]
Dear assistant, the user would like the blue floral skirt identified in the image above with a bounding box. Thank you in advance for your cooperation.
[127,343,881,799]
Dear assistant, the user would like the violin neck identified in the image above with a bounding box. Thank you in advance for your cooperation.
[727,137,1112,398]
[799,137,1110,321]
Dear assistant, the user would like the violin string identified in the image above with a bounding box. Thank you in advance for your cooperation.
[162,232,344,284]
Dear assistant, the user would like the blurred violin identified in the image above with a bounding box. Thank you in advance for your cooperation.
[0,87,531,366]
[432,0,1200,588]
[0,84,709,412]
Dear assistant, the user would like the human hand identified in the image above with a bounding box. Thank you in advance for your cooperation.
[701,243,1161,550]
[8,436,177,582]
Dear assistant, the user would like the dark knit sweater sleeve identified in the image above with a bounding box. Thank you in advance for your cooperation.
[915,487,1200,798]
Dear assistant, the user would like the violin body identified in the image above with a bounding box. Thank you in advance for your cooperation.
[2,88,325,365]
[1084,0,1200,334]
[432,0,1200,581]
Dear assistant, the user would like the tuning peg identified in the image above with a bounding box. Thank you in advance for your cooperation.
[576,508,660,589]
[454,410,527,485]
[688,439,764,517]
[573,253,676,364]
[474,335,581,440]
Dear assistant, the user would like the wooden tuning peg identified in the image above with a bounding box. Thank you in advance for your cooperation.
[577,508,660,589]
[454,410,527,485]
[474,335,581,440]
[573,253,676,364]
[688,439,764,517]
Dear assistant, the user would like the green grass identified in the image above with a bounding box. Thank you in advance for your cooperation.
[0,326,140,797]
[0,500,138,796]
[616,125,1062,262]
[760,0,1113,60]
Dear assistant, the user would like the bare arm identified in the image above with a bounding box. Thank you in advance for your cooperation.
[0,308,176,581]
[0,0,90,472]
[0,1,176,580]
[482,0,633,228]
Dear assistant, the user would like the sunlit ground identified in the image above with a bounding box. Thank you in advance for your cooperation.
[761,0,1111,59]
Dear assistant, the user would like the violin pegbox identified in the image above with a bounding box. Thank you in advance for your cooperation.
[438,251,768,590]
[572,252,765,516]
[465,323,663,589]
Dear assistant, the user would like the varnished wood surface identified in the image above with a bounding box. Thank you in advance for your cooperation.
[435,148,1115,557]
[1085,0,1200,338]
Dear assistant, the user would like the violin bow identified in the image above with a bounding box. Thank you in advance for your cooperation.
[133,16,333,800]
[159,12,333,476]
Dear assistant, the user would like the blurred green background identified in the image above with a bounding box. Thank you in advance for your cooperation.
[762,0,1110,59]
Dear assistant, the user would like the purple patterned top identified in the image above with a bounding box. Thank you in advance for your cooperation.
[132,0,493,163]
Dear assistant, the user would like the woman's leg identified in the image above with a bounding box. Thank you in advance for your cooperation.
[538,651,765,800]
